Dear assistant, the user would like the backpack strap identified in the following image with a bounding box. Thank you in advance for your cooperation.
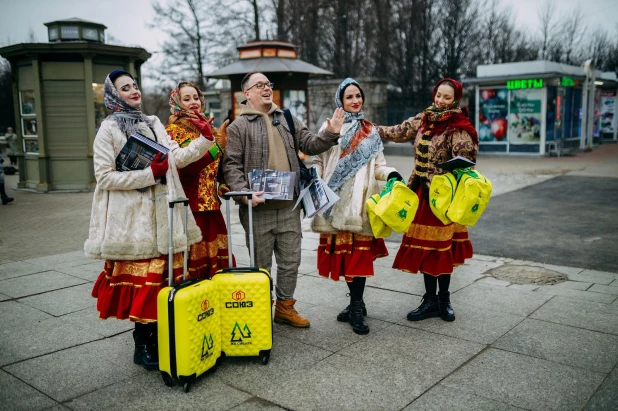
[283,109,296,137]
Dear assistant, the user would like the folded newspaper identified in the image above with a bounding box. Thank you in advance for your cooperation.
[294,166,339,218]
[249,169,296,200]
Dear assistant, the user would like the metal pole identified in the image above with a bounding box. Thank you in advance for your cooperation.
[581,62,590,151]
[587,67,597,151]
[168,203,174,287]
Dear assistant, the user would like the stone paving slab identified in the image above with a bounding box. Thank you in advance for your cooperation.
[273,301,392,352]
[568,272,617,285]
[244,352,422,411]
[64,368,251,411]
[362,285,417,323]
[399,301,525,345]
[0,315,101,367]
[216,336,333,407]
[530,296,618,335]
[17,284,95,317]
[451,283,552,317]
[23,251,93,268]
[54,261,104,282]
[0,369,57,411]
[0,292,10,302]
[441,348,606,411]
[4,332,141,403]
[230,397,287,411]
[493,318,618,373]
[338,324,484,397]
[0,301,53,329]
[534,285,617,303]
[404,384,524,411]
[62,308,135,338]
[292,274,349,310]
[0,261,50,281]
[588,283,618,296]
[0,271,87,299]
[584,367,618,411]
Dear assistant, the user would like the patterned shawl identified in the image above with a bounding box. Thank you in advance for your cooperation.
[412,78,478,198]
[103,73,155,137]
[323,78,383,217]
[168,81,206,125]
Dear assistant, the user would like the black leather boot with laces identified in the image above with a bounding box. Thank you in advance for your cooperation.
[336,294,367,322]
[407,294,440,321]
[133,325,159,371]
[438,291,455,321]
[348,300,369,335]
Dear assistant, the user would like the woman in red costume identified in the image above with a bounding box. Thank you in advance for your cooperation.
[166,81,235,279]
[376,78,478,322]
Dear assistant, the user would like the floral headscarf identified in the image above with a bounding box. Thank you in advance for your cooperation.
[323,78,383,218]
[103,70,154,136]
[168,81,206,124]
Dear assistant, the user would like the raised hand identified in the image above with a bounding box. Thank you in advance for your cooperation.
[213,119,230,150]
[326,108,345,134]
[186,110,214,140]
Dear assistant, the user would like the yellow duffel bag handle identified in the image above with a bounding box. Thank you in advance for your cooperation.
[448,168,493,227]
[374,179,419,233]
[429,172,458,225]
[366,194,392,238]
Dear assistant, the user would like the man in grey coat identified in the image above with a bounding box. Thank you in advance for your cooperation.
[223,71,345,327]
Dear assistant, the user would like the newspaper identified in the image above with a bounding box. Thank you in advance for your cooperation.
[294,166,339,218]
[248,169,296,200]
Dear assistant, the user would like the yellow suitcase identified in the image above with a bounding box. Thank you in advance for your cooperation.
[212,192,273,365]
[158,198,221,393]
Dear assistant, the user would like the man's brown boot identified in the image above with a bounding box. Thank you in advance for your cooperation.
[274,299,310,328]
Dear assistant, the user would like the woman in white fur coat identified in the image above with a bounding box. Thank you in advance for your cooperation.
[311,78,403,335]
[85,70,214,370]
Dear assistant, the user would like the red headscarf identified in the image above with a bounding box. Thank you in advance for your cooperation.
[420,78,478,143]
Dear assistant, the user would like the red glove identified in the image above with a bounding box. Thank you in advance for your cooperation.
[150,152,168,179]
[186,111,214,141]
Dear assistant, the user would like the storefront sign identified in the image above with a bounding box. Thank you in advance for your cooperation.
[561,77,575,87]
[507,79,544,90]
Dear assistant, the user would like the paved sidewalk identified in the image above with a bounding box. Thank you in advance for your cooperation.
[1,146,617,410]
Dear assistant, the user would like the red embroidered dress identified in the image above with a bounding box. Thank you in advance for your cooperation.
[166,120,234,278]
[376,110,478,276]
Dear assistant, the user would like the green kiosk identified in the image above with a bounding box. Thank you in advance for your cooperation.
[0,18,150,191]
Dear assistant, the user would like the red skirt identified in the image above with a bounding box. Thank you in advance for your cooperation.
[392,189,473,276]
[188,210,235,279]
[91,253,186,323]
[318,232,389,282]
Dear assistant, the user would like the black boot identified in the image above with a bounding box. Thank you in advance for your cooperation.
[407,294,440,321]
[438,291,455,321]
[348,300,369,335]
[133,323,159,371]
[146,322,159,362]
[336,295,367,322]
[0,183,13,205]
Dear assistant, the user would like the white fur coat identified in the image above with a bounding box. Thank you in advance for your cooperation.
[311,122,396,236]
[84,115,213,260]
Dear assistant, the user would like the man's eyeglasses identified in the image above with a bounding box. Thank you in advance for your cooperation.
[246,81,274,91]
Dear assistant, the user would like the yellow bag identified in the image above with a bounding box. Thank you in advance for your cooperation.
[429,172,458,225]
[374,179,419,233]
[448,169,492,226]
[366,194,392,238]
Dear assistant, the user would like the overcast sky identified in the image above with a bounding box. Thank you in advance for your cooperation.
[1,0,616,85]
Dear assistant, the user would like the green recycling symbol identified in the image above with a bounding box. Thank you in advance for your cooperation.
[471,204,479,213]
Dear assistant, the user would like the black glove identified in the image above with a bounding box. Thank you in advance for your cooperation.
[388,171,404,182]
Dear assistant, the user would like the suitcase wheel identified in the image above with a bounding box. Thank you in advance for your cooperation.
[261,351,270,365]
[183,382,191,393]
[161,372,174,387]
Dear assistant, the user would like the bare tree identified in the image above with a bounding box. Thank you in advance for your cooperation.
[437,0,482,78]
[537,0,556,60]
[561,7,586,65]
